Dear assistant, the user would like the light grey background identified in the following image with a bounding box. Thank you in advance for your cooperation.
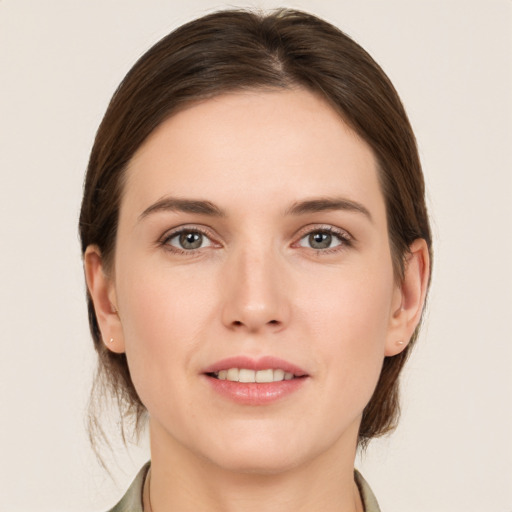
[1,1,511,511]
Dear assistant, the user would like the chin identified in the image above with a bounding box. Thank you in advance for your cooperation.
[208,446,304,476]
[192,426,322,476]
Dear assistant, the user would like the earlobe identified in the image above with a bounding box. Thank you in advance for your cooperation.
[84,245,125,354]
[385,238,430,357]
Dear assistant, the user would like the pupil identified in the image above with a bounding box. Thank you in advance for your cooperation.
[180,232,202,249]
[309,232,331,249]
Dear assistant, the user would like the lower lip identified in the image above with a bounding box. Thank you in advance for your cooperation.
[205,376,307,405]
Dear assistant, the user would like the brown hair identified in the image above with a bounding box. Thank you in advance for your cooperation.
[80,8,432,448]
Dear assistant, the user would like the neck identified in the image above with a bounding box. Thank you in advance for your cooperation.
[147,420,364,512]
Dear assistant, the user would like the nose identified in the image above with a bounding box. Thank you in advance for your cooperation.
[220,245,291,333]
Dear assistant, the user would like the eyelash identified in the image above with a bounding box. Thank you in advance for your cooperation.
[159,225,353,256]
[160,225,217,255]
[294,225,353,254]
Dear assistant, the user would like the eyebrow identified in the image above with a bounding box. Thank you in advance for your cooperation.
[138,195,372,222]
[138,197,226,221]
[285,197,372,221]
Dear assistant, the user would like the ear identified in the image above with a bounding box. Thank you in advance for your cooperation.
[385,238,430,356]
[84,245,125,354]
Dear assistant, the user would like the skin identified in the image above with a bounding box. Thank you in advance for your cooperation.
[85,88,429,512]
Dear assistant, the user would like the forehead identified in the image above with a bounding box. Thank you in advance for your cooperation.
[122,88,383,219]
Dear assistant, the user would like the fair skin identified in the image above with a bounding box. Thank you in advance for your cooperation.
[85,88,429,512]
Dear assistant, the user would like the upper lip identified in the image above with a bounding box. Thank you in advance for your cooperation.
[203,356,308,377]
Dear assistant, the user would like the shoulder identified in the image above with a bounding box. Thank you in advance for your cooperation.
[354,469,381,512]
[107,462,150,512]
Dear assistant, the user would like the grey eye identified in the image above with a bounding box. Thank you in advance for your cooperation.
[310,232,331,249]
[180,232,203,249]
[167,231,212,250]
[299,231,342,250]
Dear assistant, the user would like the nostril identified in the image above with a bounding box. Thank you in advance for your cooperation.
[231,319,280,328]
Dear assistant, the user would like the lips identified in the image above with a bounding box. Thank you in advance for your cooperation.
[203,356,308,405]
[203,356,307,378]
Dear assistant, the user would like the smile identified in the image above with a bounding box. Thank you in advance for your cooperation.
[211,368,297,382]
[203,356,308,405]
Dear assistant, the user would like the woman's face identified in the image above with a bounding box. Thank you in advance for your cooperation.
[107,88,406,473]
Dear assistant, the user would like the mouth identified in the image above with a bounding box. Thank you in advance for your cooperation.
[207,368,305,383]
[203,356,308,381]
[202,356,308,405]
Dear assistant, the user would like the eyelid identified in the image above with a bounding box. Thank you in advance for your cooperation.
[159,224,221,252]
[294,224,352,240]
[291,224,353,250]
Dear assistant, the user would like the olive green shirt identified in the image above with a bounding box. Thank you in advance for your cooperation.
[108,462,381,512]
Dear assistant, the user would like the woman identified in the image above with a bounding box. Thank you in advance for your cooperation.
[80,8,431,512]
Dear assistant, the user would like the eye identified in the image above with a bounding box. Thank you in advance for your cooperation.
[165,229,213,251]
[297,228,349,251]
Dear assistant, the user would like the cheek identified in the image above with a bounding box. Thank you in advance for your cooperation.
[300,259,394,342]
[298,261,394,396]
[115,262,214,403]
[118,257,213,341]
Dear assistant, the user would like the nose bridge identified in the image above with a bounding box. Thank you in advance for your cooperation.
[221,240,289,332]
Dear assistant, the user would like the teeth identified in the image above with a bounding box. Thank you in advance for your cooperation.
[255,369,273,383]
[239,369,255,382]
[214,368,297,383]
[273,369,285,381]
[226,368,239,381]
